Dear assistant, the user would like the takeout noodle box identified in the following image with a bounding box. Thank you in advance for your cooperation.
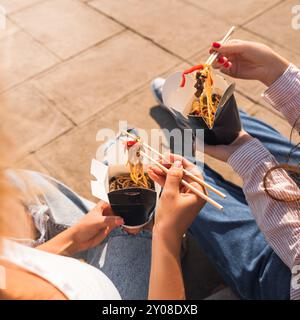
[91,159,160,229]
[162,71,241,145]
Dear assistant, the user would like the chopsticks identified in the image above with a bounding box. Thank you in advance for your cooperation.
[118,28,235,209]
[124,130,226,198]
[205,26,235,66]
[122,130,224,210]
[141,151,223,210]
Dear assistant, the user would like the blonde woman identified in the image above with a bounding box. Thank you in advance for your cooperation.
[0,120,206,300]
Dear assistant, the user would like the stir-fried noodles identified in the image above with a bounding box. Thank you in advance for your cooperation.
[181,64,222,129]
[109,139,152,191]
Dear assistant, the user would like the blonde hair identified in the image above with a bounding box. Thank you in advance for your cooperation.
[0,116,35,240]
[0,125,16,235]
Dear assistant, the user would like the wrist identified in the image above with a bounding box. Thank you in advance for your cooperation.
[62,226,81,255]
[232,132,253,148]
[37,227,78,256]
[225,131,254,161]
[263,55,289,87]
[153,224,183,252]
[228,138,273,179]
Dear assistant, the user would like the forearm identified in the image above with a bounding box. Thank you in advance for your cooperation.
[228,139,300,269]
[263,64,300,132]
[148,227,185,300]
[37,228,77,256]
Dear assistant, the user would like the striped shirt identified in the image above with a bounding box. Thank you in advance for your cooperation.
[227,64,300,300]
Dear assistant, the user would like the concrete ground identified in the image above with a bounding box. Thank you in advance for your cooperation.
[1,0,299,299]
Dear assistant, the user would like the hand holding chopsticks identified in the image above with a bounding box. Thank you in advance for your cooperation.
[122,130,224,210]
[123,131,225,196]
[141,151,223,210]
[205,26,235,66]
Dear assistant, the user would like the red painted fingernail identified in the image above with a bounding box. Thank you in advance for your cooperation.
[218,56,225,64]
[212,42,221,49]
[223,61,230,68]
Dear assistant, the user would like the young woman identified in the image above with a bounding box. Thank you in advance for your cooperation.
[0,116,206,300]
[151,39,300,300]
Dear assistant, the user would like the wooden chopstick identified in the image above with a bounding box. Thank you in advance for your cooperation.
[122,130,226,199]
[141,151,223,210]
[205,26,235,66]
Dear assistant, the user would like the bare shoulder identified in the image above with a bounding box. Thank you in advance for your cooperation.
[0,259,67,300]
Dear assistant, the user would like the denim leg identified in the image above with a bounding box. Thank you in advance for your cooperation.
[189,109,295,300]
[240,110,300,165]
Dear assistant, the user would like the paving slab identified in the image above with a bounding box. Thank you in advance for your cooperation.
[18,153,50,175]
[0,0,42,14]
[89,0,230,59]
[245,0,300,55]
[0,83,73,156]
[0,18,19,40]
[184,0,281,25]
[0,31,58,93]
[10,0,124,60]
[33,31,180,125]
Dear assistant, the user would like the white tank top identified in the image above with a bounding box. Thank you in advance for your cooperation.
[0,239,121,300]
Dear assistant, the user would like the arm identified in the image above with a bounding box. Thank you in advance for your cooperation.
[228,139,300,299]
[207,39,300,299]
[263,64,300,132]
[37,227,77,256]
[211,40,300,130]
[149,227,185,300]
[206,133,300,299]
[147,156,206,300]
[37,201,123,256]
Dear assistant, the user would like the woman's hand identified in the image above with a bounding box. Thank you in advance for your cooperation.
[205,130,254,162]
[37,201,124,256]
[210,39,289,87]
[68,201,124,253]
[148,154,206,300]
[148,154,206,238]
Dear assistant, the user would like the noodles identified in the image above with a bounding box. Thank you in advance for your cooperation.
[109,173,153,192]
[128,161,151,189]
[109,137,152,192]
[188,64,221,129]
[126,139,151,189]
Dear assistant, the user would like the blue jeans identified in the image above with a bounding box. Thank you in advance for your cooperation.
[25,110,298,300]
[189,110,300,300]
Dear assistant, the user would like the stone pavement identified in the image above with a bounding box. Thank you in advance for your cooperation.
[1,0,299,298]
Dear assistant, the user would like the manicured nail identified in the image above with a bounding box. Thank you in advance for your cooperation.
[218,56,225,64]
[212,42,221,49]
[173,160,182,168]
